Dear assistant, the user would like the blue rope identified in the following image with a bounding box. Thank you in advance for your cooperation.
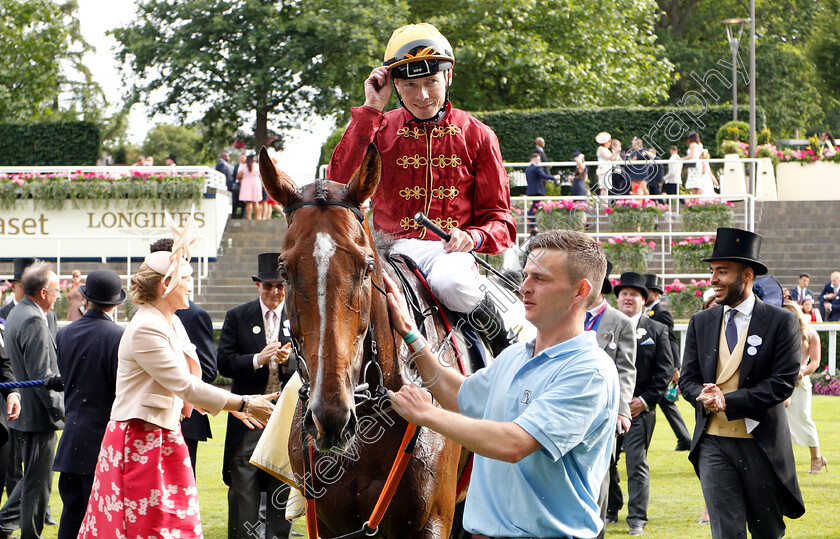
[0,380,45,389]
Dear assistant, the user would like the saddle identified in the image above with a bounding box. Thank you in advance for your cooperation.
[385,252,490,375]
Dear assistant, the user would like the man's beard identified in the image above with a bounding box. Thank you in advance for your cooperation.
[717,271,746,306]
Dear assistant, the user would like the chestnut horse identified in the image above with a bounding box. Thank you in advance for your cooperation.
[259,145,463,538]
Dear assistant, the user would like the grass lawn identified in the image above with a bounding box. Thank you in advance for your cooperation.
[9,396,839,538]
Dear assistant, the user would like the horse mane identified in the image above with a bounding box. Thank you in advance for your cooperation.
[372,230,396,256]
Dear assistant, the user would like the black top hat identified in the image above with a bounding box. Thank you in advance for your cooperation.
[601,260,614,295]
[614,272,649,300]
[168,153,177,162]
[252,253,284,283]
[644,273,664,294]
[79,270,127,306]
[701,227,768,276]
[11,258,36,282]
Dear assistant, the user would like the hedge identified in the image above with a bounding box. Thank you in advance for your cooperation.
[0,122,101,166]
[472,105,766,163]
[318,105,765,170]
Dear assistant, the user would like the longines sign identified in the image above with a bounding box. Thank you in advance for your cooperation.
[0,196,229,259]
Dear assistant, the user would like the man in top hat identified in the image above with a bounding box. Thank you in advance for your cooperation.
[643,274,692,451]
[679,228,805,538]
[218,253,296,539]
[583,261,637,538]
[607,273,673,536]
[326,23,517,357]
[53,270,126,539]
[0,262,64,539]
[149,238,218,474]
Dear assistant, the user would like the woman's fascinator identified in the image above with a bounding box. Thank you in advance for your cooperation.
[144,206,198,297]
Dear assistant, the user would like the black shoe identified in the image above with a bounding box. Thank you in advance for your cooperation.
[675,442,691,451]
[468,294,518,357]
[606,514,619,524]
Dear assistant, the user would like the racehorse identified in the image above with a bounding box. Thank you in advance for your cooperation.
[259,144,465,538]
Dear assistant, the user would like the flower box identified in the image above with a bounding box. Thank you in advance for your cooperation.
[812,367,840,396]
[606,199,668,233]
[672,236,715,273]
[0,171,207,210]
[534,199,588,232]
[600,236,655,274]
[665,278,710,319]
[776,162,840,201]
[681,199,734,231]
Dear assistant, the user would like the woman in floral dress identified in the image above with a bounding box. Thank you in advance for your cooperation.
[78,216,277,538]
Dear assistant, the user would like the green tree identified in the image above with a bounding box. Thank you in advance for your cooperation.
[0,0,105,122]
[655,0,831,137]
[423,0,674,110]
[113,0,403,150]
[142,123,206,166]
[0,0,66,121]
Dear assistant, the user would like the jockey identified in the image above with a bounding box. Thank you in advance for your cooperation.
[327,23,518,356]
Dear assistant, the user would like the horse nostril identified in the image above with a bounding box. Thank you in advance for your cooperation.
[343,413,358,441]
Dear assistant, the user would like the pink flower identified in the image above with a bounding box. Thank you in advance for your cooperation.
[695,290,702,297]
[813,156,819,161]
[648,241,656,249]
[605,208,612,214]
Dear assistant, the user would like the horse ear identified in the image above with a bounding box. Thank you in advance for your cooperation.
[346,143,381,205]
[259,146,296,207]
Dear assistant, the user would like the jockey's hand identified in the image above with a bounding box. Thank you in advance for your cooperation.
[383,273,413,337]
[388,383,435,426]
[363,67,392,112]
[442,227,475,253]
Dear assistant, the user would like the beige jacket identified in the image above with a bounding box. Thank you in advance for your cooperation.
[111,303,229,431]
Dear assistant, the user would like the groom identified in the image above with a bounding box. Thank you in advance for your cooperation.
[679,227,805,538]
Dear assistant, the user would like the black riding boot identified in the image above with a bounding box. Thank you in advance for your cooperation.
[467,294,518,358]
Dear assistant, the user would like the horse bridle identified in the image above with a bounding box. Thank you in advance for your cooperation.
[282,197,389,412]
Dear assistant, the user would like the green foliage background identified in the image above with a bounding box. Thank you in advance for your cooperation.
[473,105,764,163]
[0,122,101,165]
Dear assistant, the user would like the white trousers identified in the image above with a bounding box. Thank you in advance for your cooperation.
[391,238,484,313]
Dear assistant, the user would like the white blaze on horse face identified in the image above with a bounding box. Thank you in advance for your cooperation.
[313,231,337,382]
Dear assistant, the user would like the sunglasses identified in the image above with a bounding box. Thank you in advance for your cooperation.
[259,282,285,291]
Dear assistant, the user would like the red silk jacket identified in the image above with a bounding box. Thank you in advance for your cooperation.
[327,104,516,254]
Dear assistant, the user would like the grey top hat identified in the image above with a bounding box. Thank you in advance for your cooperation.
[644,274,664,294]
[11,258,36,282]
[252,253,284,283]
[79,270,127,306]
[614,272,649,301]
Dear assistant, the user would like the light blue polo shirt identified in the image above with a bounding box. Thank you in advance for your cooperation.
[457,331,619,539]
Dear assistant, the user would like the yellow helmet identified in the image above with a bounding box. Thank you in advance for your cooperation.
[383,23,455,79]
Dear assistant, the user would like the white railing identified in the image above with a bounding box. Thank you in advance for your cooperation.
[510,193,753,279]
[0,166,228,192]
[674,322,838,375]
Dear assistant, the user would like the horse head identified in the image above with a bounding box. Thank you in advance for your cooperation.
[260,144,382,452]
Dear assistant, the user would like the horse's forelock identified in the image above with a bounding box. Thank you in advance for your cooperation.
[314,180,330,204]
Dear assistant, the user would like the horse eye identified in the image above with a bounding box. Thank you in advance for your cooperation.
[365,260,376,277]
[278,262,288,280]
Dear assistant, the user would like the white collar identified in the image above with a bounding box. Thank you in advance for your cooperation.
[259,299,284,321]
[723,293,756,318]
[630,311,643,327]
[587,298,607,317]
